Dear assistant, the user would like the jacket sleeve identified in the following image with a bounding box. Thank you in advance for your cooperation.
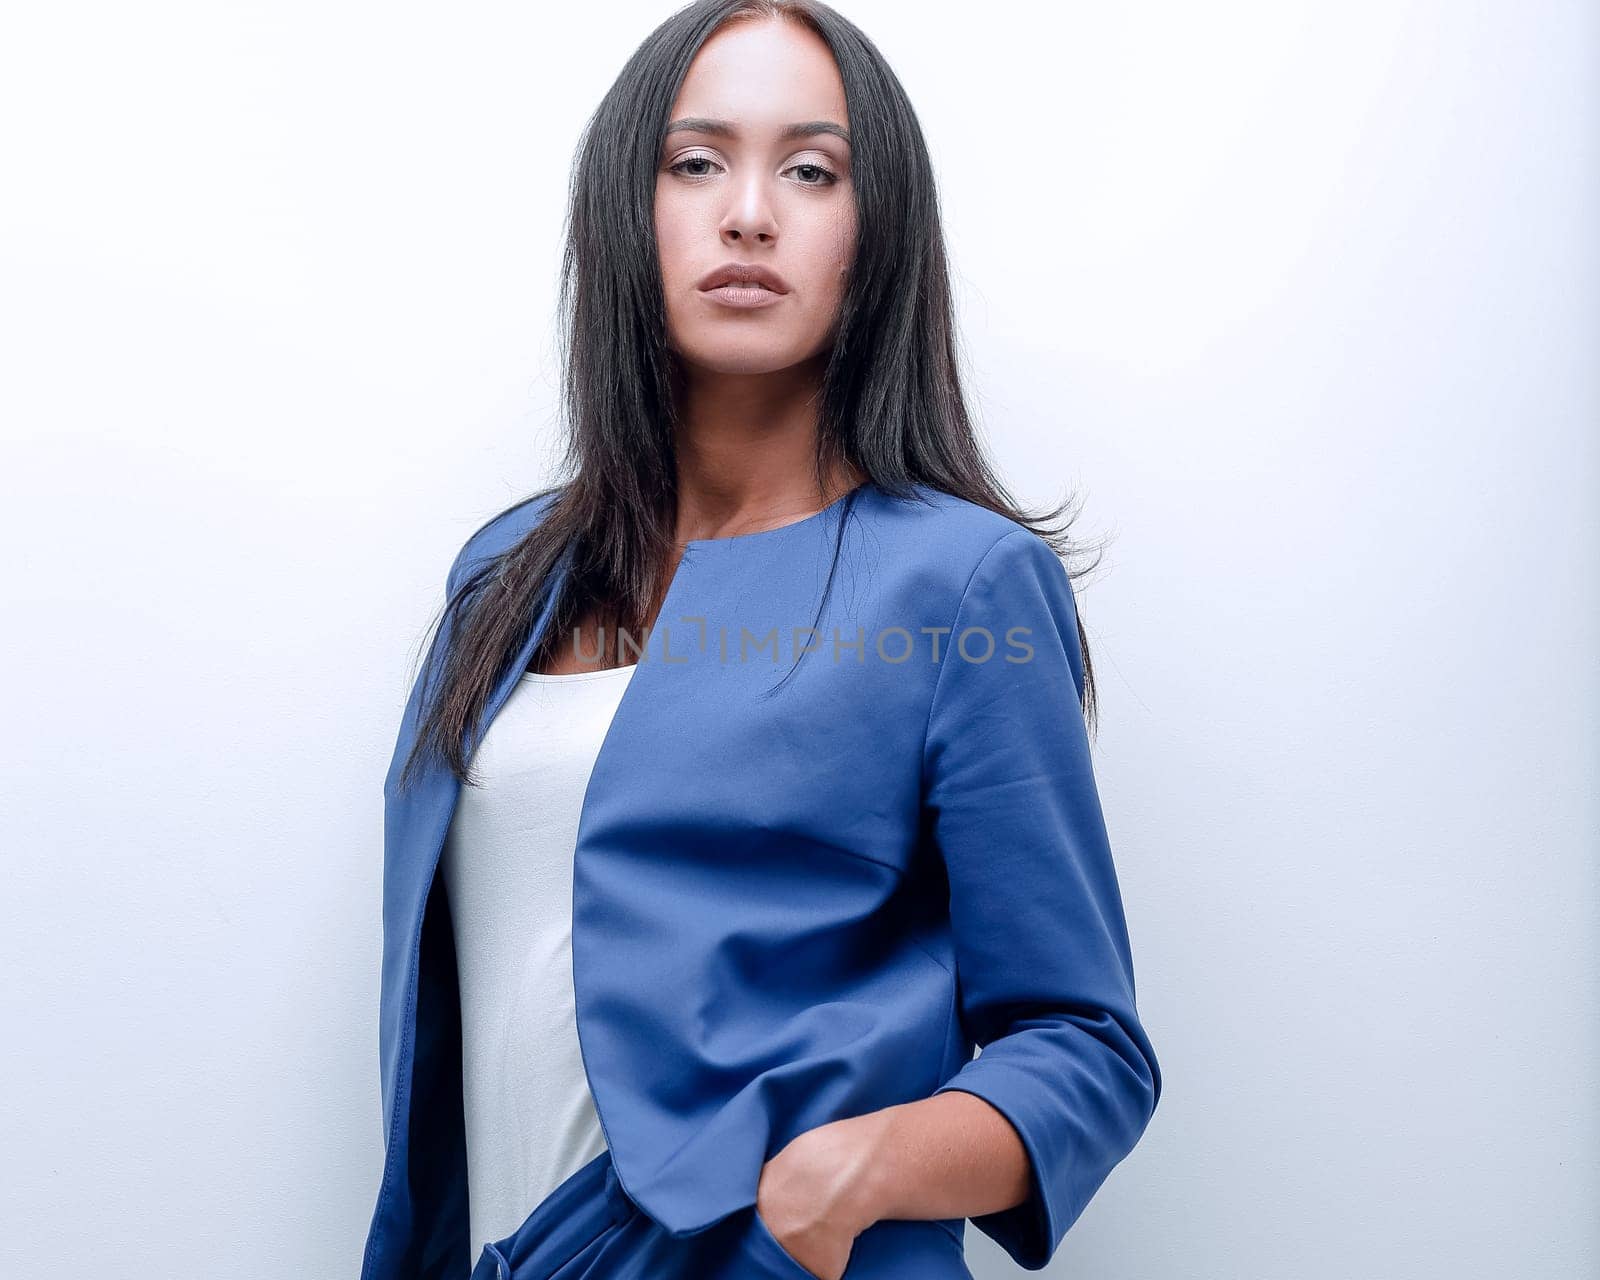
[922,527,1161,1270]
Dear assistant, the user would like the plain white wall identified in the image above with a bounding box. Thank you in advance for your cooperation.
[1,2,1593,1276]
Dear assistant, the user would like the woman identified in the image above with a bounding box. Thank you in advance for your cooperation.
[360,3,1161,1279]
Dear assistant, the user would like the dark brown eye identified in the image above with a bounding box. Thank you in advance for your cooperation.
[787,162,839,186]
[668,155,720,178]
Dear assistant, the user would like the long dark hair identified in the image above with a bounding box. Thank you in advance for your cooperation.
[394,0,1107,796]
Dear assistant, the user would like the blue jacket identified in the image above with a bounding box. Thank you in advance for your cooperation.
[360,480,1161,1278]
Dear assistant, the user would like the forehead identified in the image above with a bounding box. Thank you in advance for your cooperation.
[669,17,849,132]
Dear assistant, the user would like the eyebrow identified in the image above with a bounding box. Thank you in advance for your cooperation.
[663,117,851,147]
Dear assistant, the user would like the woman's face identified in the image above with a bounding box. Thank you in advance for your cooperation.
[655,18,856,377]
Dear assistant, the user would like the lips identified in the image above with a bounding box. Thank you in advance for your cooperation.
[695,263,791,294]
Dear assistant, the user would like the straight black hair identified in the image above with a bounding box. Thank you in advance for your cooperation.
[394,0,1106,796]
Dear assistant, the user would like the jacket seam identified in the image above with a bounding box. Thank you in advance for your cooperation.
[906,935,953,975]
[917,527,1030,793]
[930,949,958,1094]
[929,984,963,1251]
[832,845,913,879]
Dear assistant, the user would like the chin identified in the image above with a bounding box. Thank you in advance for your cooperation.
[671,337,817,377]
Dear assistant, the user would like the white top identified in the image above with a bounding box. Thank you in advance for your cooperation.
[440,661,638,1258]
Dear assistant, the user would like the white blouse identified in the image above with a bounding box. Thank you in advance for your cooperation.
[440,661,639,1259]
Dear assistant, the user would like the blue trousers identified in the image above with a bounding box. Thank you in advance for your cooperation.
[468,1148,973,1280]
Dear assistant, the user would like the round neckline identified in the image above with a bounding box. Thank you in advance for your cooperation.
[680,480,871,550]
[520,663,639,683]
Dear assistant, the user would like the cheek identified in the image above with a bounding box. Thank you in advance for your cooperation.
[835,206,857,272]
[823,207,857,300]
[654,184,695,290]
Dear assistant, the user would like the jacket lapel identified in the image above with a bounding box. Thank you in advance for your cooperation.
[367,540,576,1280]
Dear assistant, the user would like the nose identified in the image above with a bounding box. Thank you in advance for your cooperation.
[718,172,777,246]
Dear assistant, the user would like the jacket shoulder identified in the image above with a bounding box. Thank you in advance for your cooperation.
[445,484,567,597]
[876,481,1056,593]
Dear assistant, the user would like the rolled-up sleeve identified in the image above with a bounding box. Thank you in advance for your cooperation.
[922,527,1162,1270]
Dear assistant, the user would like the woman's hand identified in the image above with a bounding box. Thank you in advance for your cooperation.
[755,1109,893,1280]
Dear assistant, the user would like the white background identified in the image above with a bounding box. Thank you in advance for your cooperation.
[1,2,1594,1277]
